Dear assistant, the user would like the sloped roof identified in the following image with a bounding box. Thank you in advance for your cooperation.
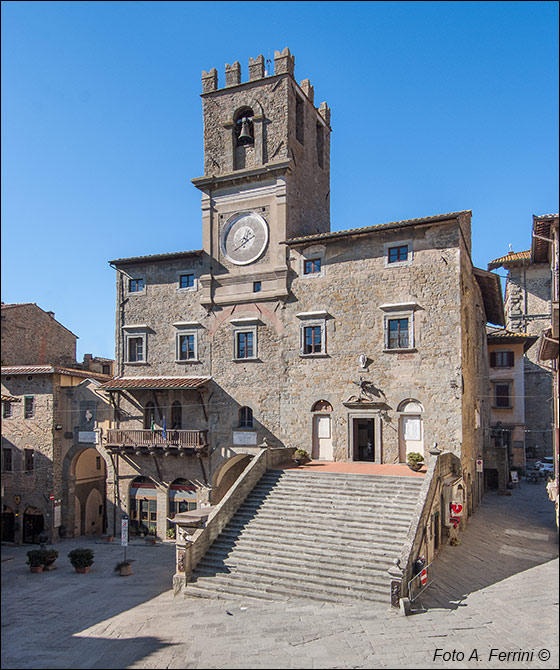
[99,376,211,391]
[1,365,111,381]
[109,249,203,266]
[284,211,470,245]
[532,214,559,264]
[487,250,531,270]
[486,327,538,352]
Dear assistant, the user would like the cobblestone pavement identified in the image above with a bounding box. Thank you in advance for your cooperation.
[1,482,558,669]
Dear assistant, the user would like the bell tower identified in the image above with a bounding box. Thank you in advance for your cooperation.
[192,48,331,307]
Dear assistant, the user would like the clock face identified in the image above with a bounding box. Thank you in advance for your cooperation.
[221,211,269,265]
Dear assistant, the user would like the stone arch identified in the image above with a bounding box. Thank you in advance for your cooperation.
[129,476,158,536]
[311,399,333,412]
[211,454,252,504]
[397,399,424,462]
[84,488,103,535]
[63,445,109,538]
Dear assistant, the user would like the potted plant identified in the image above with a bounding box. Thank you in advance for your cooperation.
[407,452,424,471]
[68,548,95,573]
[114,560,133,576]
[293,449,311,465]
[166,527,176,540]
[43,549,59,571]
[26,549,48,573]
[145,528,157,544]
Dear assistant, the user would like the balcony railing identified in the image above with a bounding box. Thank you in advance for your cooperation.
[105,429,208,448]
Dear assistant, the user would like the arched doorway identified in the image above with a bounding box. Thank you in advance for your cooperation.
[1,505,15,543]
[129,476,157,536]
[85,489,104,535]
[398,399,424,462]
[168,479,197,532]
[23,506,44,544]
[311,400,333,460]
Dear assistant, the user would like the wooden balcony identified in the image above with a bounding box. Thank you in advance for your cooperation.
[104,429,208,457]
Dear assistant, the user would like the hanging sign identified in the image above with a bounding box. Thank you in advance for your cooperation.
[121,516,129,546]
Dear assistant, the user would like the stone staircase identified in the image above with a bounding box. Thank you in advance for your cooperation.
[185,469,424,604]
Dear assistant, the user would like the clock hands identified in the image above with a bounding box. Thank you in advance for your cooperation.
[233,232,255,252]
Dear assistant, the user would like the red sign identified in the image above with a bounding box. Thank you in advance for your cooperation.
[49,494,55,500]
[420,568,428,586]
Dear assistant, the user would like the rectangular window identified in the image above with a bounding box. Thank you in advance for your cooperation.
[304,258,321,275]
[3,448,12,472]
[236,331,254,359]
[24,396,35,419]
[2,401,13,418]
[253,281,262,293]
[494,383,512,408]
[316,122,324,168]
[388,245,409,264]
[490,351,514,368]
[178,334,196,361]
[128,336,144,363]
[129,278,144,293]
[179,273,194,289]
[102,364,111,375]
[24,448,34,472]
[387,318,409,349]
[303,325,322,354]
[96,456,101,470]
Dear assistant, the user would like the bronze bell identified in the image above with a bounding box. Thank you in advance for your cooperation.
[238,117,253,144]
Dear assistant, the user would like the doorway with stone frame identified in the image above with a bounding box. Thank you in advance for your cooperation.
[347,410,383,462]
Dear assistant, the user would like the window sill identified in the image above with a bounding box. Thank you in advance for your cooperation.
[300,353,329,358]
[233,357,260,362]
[125,361,149,366]
[383,348,417,354]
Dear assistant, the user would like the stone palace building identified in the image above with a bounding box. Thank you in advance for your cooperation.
[99,48,504,540]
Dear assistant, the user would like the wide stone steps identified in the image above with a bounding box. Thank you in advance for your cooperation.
[186,469,423,603]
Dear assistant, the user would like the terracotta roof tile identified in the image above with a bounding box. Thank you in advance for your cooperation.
[99,376,211,391]
[1,365,111,380]
[487,250,531,270]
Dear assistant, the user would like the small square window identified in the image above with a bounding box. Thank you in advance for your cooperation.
[491,351,514,368]
[303,325,323,354]
[129,278,145,293]
[387,318,409,349]
[236,331,255,359]
[179,274,195,289]
[253,281,262,293]
[178,333,196,361]
[3,448,12,472]
[388,245,409,263]
[24,396,35,419]
[102,364,111,375]
[127,336,144,363]
[494,383,512,408]
[304,258,321,275]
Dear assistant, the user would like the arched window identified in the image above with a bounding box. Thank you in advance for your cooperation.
[238,406,253,428]
[168,478,197,519]
[143,402,156,430]
[311,400,333,412]
[171,401,182,430]
[234,107,254,146]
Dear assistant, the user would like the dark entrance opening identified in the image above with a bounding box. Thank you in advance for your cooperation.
[23,507,44,544]
[485,468,499,489]
[353,419,375,461]
[1,506,15,543]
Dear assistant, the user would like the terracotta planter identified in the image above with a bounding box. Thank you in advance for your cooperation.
[118,564,132,576]
[29,565,43,573]
[407,462,423,472]
[74,566,91,574]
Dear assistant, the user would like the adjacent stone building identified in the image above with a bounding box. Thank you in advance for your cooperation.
[100,48,504,540]
[488,236,556,460]
[1,304,113,544]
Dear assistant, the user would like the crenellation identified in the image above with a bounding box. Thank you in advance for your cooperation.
[248,54,265,81]
[225,61,241,87]
[274,47,295,77]
[319,101,331,125]
[299,79,314,103]
[201,68,218,93]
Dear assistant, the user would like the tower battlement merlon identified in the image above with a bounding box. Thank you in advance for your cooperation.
[274,47,295,77]
[225,61,241,87]
[299,79,314,104]
[248,54,265,81]
[201,68,218,93]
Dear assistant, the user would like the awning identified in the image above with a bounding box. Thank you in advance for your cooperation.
[99,376,211,391]
[538,330,559,361]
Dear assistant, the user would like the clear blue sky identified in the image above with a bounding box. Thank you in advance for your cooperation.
[2,1,558,361]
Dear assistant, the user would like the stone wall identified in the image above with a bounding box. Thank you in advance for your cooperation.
[1,304,77,367]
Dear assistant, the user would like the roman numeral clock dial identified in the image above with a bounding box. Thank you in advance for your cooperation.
[221,211,269,266]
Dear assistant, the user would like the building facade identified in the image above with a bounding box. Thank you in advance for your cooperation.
[1,303,113,544]
[101,49,503,540]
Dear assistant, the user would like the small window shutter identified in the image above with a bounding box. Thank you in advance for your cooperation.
[508,351,514,367]
[490,352,496,367]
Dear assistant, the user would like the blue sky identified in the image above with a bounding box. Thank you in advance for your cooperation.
[2,1,558,360]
